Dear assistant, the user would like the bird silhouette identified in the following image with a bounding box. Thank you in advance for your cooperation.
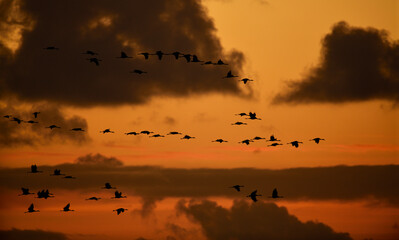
[36,189,54,199]
[266,135,280,142]
[202,61,213,65]
[140,130,153,135]
[87,57,101,66]
[113,208,127,215]
[3,115,11,118]
[112,191,126,199]
[212,139,228,143]
[25,203,39,213]
[247,190,262,202]
[86,197,101,201]
[181,135,195,140]
[191,55,203,63]
[231,121,247,125]
[214,59,228,65]
[239,78,254,84]
[310,138,325,144]
[239,139,253,145]
[102,183,116,189]
[167,131,182,135]
[33,112,40,118]
[19,188,34,196]
[155,50,164,60]
[61,203,74,212]
[183,54,191,62]
[268,143,283,147]
[29,164,42,173]
[224,70,238,78]
[71,128,84,131]
[25,120,39,124]
[125,131,139,135]
[138,52,150,60]
[46,125,60,129]
[247,112,261,120]
[64,175,76,179]
[235,112,247,117]
[130,69,147,74]
[287,141,303,148]
[43,46,59,50]
[50,169,64,176]
[11,117,22,124]
[81,50,98,55]
[100,128,114,134]
[252,136,265,140]
[169,51,183,60]
[269,188,283,198]
[117,51,132,58]
[150,134,165,138]
[230,185,244,192]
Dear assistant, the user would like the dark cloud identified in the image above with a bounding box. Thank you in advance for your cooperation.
[0,228,68,240]
[273,21,399,104]
[75,153,123,167]
[0,101,90,148]
[0,0,247,107]
[0,156,398,206]
[177,199,352,240]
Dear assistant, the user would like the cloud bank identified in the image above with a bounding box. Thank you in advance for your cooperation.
[273,21,399,104]
[0,228,68,240]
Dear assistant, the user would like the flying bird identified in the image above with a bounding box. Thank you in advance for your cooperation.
[140,130,153,135]
[3,115,11,118]
[269,188,283,198]
[25,120,38,124]
[202,61,213,65]
[64,175,76,179]
[266,135,280,142]
[11,117,22,124]
[214,59,228,65]
[100,128,114,134]
[247,190,262,202]
[310,138,325,144]
[19,188,34,196]
[29,164,42,173]
[191,55,203,63]
[239,78,254,84]
[87,57,101,66]
[183,54,191,62]
[113,208,127,215]
[239,139,253,145]
[155,50,164,60]
[43,46,59,50]
[125,131,139,135]
[167,131,182,135]
[231,121,247,125]
[36,189,54,199]
[25,203,39,213]
[268,143,283,147]
[287,141,303,148]
[50,169,64,176]
[81,50,98,55]
[247,112,261,120]
[223,70,238,78]
[61,203,74,212]
[71,128,84,131]
[235,112,247,117]
[138,52,150,60]
[102,183,116,189]
[212,139,228,143]
[33,112,40,118]
[46,124,60,129]
[130,69,147,74]
[169,51,183,59]
[181,135,195,140]
[86,197,101,201]
[230,185,244,192]
[117,51,133,58]
[112,191,126,199]
[150,134,165,138]
[252,136,265,140]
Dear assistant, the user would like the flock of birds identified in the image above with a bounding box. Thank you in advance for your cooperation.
[7,47,327,215]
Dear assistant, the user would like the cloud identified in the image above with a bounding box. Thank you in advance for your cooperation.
[75,153,123,167]
[177,199,352,240]
[0,0,247,107]
[0,101,90,148]
[0,228,68,240]
[273,21,399,105]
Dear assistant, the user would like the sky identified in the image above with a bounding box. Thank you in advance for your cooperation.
[0,0,398,240]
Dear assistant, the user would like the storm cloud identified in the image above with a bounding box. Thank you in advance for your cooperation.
[177,199,352,240]
[0,102,90,147]
[0,0,247,107]
[273,21,399,104]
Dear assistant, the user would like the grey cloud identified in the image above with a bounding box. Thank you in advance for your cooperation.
[0,0,247,107]
[0,102,90,148]
[177,199,352,240]
[273,21,399,105]
[0,228,68,240]
[75,153,123,167]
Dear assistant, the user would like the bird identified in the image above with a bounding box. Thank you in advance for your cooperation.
[81,50,98,55]
[235,112,247,117]
[117,51,132,58]
[252,136,265,140]
[214,59,228,65]
[247,112,261,120]
[138,52,150,60]
[25,120,38,124]
[310,138,325,144]
[112,191,126,199]
[239,139,253,145]
[268,143,283,147]
[125,131,139,135]
[212,139,228,143]
[46,125,60,129]
[36,189,54,199]
[231,121,247,125]
[169,51,183,60]
[102,183,116,189]
[150,134,165,138]
[50,169,64,176]
[113,208,128,215]
[33,112,40,118]
[140,130,153,135]
[247,190,262,202]
[239,78,254,84]
[25,203,39,213]
[183,54,191,62]
[100,128,114,134]
[287,141,303,148]
[167,131,182,135]
[269,188,283,198]
[19,188,34,196]
[130,69,147,74]
[224,70,238,78]
[266,135,280,142]
[191,55,203,63]
[202,61,213,65]
[71,128,84,131]
[61,203,74,212]
[43,46,59,50]
[155,50,164,60]
[87,57,101,66]
[11,117,22,124]
[29,164,42,173]
[86,197,101,201]
[3,115,11,118]
[230,185,244,192]
[181,135,195,140]
[64,175,76,179]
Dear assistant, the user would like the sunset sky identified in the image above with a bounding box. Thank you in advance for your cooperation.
[0,0,398,240]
